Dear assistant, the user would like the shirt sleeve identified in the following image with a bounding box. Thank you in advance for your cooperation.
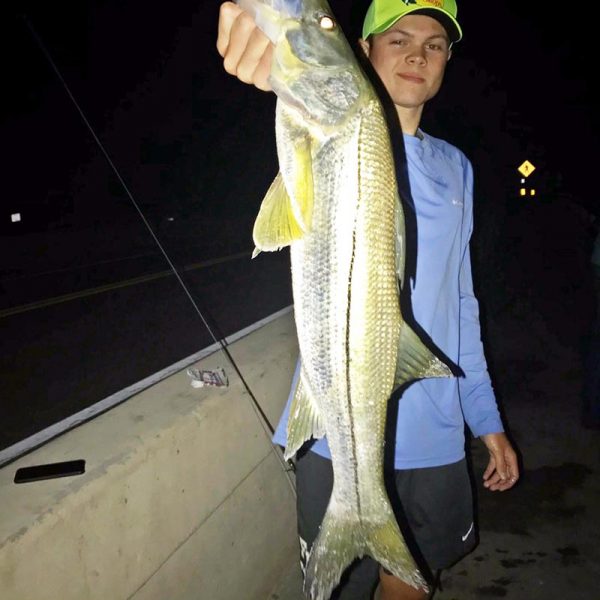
[458,160,504,437]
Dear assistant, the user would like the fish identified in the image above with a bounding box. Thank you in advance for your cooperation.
[236,0,454,597]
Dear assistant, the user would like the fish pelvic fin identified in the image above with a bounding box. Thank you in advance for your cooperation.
[395,321,454,388]
[304,500,427,600]
[252,171,304,253]
[284,374,325,461]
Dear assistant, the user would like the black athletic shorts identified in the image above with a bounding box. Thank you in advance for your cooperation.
[294,448,477,599]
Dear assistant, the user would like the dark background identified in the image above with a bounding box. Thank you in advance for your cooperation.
[1,1,597,454]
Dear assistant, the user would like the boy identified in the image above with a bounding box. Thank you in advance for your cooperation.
[217,2,519,598]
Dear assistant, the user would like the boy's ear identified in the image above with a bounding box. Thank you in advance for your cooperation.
[358,38,370,58]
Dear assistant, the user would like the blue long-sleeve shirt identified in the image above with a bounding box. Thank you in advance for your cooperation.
[272,130,504,469]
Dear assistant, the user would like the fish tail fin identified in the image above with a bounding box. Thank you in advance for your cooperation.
[303,506,361,600]
[395,320,454,388]
[364,512,428,593]
[304,498,427,599]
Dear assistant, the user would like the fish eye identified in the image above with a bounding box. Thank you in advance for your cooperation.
[317,13,336,30]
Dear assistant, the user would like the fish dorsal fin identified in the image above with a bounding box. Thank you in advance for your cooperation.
[284,374,325,461]
[395,321,454,388]
[252,172,304,256]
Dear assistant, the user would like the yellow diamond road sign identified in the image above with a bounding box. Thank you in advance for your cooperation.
[518,160,536,178]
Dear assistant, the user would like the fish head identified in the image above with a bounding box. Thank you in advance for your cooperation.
[237,0,369,127]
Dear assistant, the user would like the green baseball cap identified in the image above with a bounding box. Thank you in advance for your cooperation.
[362,0,463,43]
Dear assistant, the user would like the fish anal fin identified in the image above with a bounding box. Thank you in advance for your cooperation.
[395,321,454,388]
[284,375,325,461]
[252,172,304,253]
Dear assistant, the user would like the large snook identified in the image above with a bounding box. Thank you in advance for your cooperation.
[237,1,453,598]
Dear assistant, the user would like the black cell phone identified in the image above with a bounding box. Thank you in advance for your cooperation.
[14,459,86,484]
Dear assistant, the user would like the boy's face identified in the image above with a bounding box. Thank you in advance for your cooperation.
[360,14,451,112]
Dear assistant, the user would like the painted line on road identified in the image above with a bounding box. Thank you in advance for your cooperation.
[1,251,159,282]
[0,250,252,318]
[0,304,294,467]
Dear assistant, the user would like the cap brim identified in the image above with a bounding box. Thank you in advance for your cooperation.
[370,7,462,43]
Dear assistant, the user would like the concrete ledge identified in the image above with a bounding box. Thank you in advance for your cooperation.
[0,311,299,600]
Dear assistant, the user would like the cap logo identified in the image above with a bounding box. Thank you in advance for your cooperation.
[414,0,445,8]
[401,0,445,8]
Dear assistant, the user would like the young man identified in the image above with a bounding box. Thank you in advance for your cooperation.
[217,1,519,598]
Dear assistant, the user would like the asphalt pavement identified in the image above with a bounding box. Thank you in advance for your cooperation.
[269,257,600,600]
[0,231,292,452]
[268,198,600,599]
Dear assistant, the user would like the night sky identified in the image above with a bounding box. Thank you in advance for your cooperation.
[2,0,597,229]
[0,1,598,450]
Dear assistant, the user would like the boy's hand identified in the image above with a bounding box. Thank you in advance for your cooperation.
[481,432,520,492]
[217,2,274,91]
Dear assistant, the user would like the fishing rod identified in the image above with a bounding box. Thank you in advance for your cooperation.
[21,14,296,487]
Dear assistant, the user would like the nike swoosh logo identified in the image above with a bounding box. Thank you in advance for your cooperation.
[462,522,474,542]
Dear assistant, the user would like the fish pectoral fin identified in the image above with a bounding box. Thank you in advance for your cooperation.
[284,375,325,461]
[252,172,304,252]
[395,322,454,388]
[277,104,314,233]
[286,133,314,232]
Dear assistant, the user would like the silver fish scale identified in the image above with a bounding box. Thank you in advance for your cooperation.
[290,97,401,519]
[241,0,431,594]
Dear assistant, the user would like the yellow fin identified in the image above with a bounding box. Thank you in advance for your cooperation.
[284,374,325,461]
[276,104,314,233]
[287,133,313,232]
[395,322,454,388]
[252,172,304,253]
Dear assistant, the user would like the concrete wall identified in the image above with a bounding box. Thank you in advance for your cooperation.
[0,311,299,600]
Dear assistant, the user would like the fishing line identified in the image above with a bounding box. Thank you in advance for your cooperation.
[22,14,296,489]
